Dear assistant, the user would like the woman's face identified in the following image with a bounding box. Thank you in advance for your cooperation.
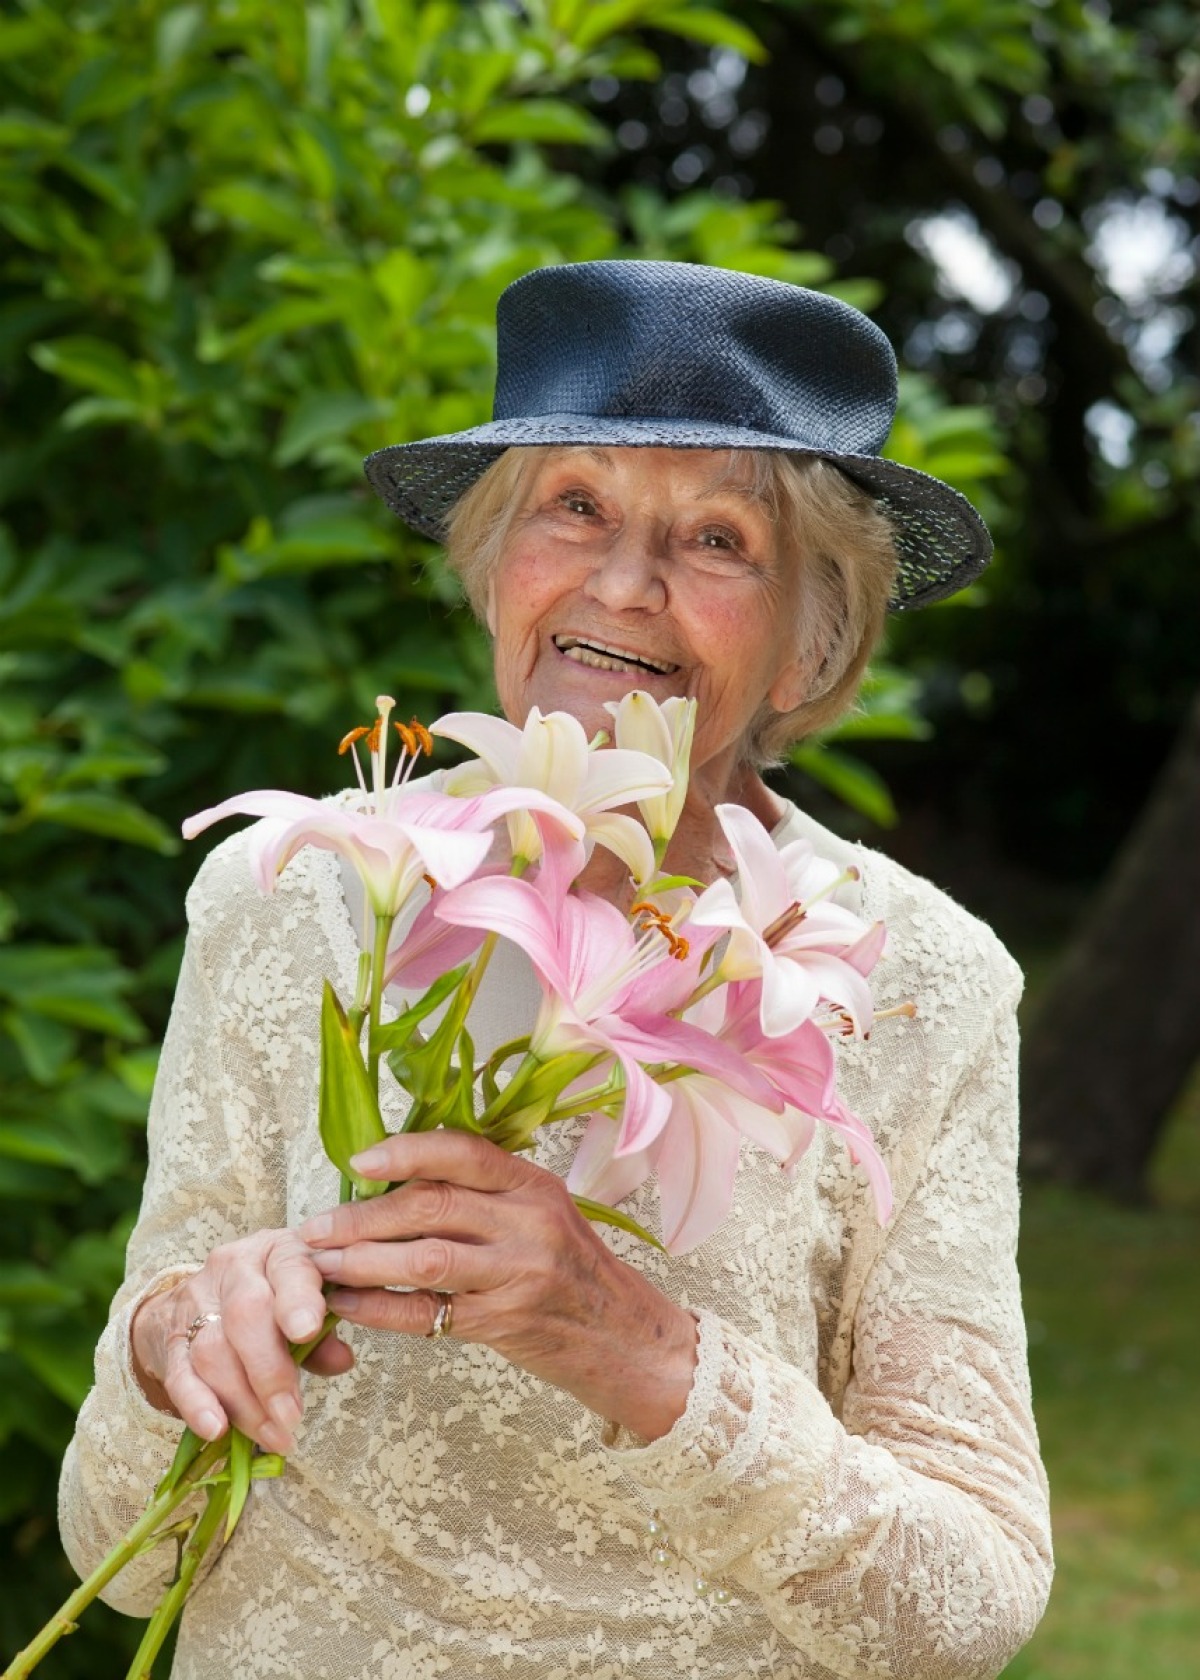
[487,447,808,781]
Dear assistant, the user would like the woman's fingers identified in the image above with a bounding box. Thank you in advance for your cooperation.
[151,1231,335,1452]
[262,1230,332,1344]
[298,1135,551,1256]
[330,1130,532,1215]
[217,1272,303,1447]
[301,1332,355,1378]
[162,1309,288,1451]
[314,1233,502,1295]
[326,1286,448,1339]
[161,1316,230,1442]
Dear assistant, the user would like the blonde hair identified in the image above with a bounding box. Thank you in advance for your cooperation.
[444,446,897,767]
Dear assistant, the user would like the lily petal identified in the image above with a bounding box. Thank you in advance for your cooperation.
[566,1113,655,1208]
[654,1081,743,1255]
[714,802,791,931]
[584,810,656,886]
[435,874,572,998]
[182,788,331,841]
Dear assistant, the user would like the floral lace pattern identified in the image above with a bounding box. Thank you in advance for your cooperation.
[59,804,1051,1678]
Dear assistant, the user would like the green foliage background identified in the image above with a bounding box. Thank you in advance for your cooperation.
[0,0,1007,1666]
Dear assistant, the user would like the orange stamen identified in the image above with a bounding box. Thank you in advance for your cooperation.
[338,726,370,755]
[394,721,417,756]
[411,720,434,756]
[366,720,382,755]
[422,873,439,891]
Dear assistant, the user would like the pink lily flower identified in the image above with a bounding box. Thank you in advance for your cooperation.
[715,981,892,1221]
[569,974,891,1254]
[688,803,885,1039]
[435,873,780,1156]
[380,888,492,991]
[183,696,584,920]
[431,705,674,886]
[567,1082,748,1256]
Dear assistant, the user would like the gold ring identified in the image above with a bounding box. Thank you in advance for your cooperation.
[425,1293,454,1340]
[184,1311,222,1347]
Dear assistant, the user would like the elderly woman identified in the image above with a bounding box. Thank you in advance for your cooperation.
[60,262,1052,1679]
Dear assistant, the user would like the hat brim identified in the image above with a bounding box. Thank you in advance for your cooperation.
[364,415,992,612]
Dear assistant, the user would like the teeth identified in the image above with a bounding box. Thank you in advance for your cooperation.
[554,636,678,675]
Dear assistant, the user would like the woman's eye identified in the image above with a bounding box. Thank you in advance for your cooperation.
[559,491,598,517]
[697,527,740,552]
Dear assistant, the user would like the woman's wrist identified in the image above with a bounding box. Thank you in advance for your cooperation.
[130,1280,183,1416]
[571,1295,699,1443]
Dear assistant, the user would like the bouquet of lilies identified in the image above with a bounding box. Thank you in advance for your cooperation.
[7,691,897,1680]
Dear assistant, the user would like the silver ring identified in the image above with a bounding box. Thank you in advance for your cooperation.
[425,1293,454,1340]
[184,1311,222,1347]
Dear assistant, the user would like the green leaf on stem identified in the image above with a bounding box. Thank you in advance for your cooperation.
[225,1426,253,1540]
[572,1195,665,1252]
[452,1024,479,1130]
[639,872,704,894]
[318,982,389,1197]
[154,1425,203,1500]
[369,962,469,1053]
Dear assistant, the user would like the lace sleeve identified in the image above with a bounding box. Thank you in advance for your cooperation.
[57,836,307,1616]
[606,982,1053,1680]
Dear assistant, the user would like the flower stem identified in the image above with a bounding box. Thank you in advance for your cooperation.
[1,1437,227,1679]
[122,1480,231,1680]
[366,912,394,1090]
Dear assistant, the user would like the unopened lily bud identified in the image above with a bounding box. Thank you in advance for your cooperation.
[605,692,696,867]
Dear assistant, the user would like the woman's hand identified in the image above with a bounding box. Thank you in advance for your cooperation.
[130,1231,354,1452]
[298,1132,698,1442]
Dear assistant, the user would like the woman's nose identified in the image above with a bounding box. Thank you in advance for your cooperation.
[581,527,667,612]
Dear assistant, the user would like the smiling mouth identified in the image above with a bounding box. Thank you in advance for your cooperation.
[552,635,679,676]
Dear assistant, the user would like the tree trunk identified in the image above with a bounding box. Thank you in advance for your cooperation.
[1020,689,1200,1194]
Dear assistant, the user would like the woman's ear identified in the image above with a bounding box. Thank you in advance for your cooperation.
[767,654,809,717]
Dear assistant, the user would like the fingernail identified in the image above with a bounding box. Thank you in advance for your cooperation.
[298,1212,333,1243]
[329,1290,361,1314]
[196,1409,224,1440]
[349,1144,389,1171]
[260,1423,293,1455]
[269,1393,302,1431]
[310,1249,344,1276]
[286,1308,324,1339]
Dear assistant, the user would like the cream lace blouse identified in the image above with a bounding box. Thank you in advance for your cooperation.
[59,802,1052,1679]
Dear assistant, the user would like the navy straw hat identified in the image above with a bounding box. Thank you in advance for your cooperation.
[364,260,991,611]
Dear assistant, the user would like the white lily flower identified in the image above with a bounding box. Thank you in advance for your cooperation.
[604,692,696,867]
[431,706,673,884]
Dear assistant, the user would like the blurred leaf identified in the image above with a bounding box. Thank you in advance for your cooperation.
[790,743,898,828]
[27,792,180,854]
[471,100,609,147]
[655,7,767,63]
[274,392,384,466]
[2,1009,77,1084]
[13,1322,96,1408]
[0,946,144,1039]
[0,1264,79,1308]
[28,336,142,402]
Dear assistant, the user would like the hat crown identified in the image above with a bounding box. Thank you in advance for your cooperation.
[493,260,897,457]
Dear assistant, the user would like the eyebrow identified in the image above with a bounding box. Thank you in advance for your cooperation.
[541,447,771,509]
[544,446,615,468]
